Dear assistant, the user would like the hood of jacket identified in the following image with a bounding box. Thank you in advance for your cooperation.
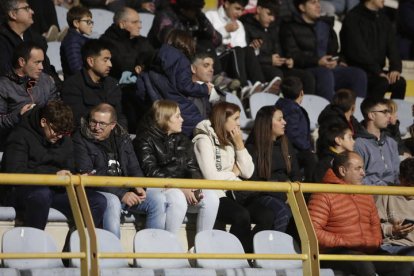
[192,119,220,146]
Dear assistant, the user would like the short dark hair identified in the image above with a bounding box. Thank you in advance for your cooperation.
[1,0,22,15]
[40,100,74,134]
[332,89,356,113]
[281,76,303,100]
[67,6,92,28]
[293,0,308,12]
[360,97,389,119]
[257,0,279,15]
[90,103,117,122]
[317,123,351,155]
[12,41,43,69]
[332,151,354,177]
[81,39,111,69]
[191,51,214,64]
[400,158,414,185]
[224,0,249,7]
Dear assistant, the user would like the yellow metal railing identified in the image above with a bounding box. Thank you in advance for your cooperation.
[2,173,414,276]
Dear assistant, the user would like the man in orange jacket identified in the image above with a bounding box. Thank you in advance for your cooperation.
[308,151,412,275]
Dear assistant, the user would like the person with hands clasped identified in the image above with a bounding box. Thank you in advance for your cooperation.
[193,102,275,253]
[73,103,167,238]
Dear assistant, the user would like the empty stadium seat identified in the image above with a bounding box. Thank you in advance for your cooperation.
[195,230,250,269]
[249,93,279,119]
[393,99,413,136]
[46,42,63,78]
[354,96,364,123]
[301,95,330,131]
[139,13,154,37]
[0,269,20,276]
[55,6,68,31]
[90,9,114,38]
[225,93,254,130]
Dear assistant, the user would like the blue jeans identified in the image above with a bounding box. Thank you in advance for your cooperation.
[98,189,167,238]
[307,66,367,100]
[254,195,292,232]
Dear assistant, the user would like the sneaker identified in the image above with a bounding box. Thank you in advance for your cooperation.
[263,76,282,95]
[44,25,59,42]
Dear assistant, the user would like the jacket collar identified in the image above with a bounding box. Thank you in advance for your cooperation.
[322,168,346,184]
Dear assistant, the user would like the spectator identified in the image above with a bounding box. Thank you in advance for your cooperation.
[60,6,93,79]
[397,0,414,60]
[0,41,58,150]
[241,105,302,232]
[0,0,61,87]
[134,100,219,234]
[80,0,126,12]
[317,88,364,137]
[340,0,406,99]
[61,39,127,128]
[27,0,60,38]
[354,98,400,186]
[275,76,317,182]
[241,0,316,95]
[377,158,414,260]
[384,99,411,157]
[313,123,354,183]
[308,151,412,275]
[73,103,167,238]
[1,100,106,230]
[280,0,367,101]
[193,102,274,253]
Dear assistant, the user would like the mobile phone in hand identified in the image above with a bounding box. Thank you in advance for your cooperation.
[193,189,204,201]
[329,56,339,61]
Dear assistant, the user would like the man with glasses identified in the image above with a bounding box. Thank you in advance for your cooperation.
[62,39,127,128]
[354,98,400,186]
[73,103,167,238]
[1,100,107,230]
[0,0,61,87]
[0,41,58,150]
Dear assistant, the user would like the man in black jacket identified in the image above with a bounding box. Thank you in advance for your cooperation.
[1,100,106,230]
[61,39,127,128]
[340,0,406,99]
[73,103,167,238]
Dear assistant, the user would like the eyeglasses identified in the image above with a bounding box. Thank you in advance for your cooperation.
[13,5,31,12]
[89,119,114,129]
[47,122,71,137]
[79,19,94,26]
[371,109,391,114]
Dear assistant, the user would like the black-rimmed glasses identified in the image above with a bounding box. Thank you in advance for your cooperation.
[89,119,114,129]
[371,109,391,114]
[79,19,94,26]
[13,5,31,12]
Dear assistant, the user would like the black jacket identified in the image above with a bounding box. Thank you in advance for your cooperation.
[1,106,74,174]
[100,24,154,80]
[240,13,283,66]
[312,148,338,183]
[340,4,402,75]
[133,117,201,179]
[72,119,143,200]
[61,69,127,128]
[280,15,339,68]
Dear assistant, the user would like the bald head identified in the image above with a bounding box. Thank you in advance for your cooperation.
[114,7,141,38]
[333,151,366,185]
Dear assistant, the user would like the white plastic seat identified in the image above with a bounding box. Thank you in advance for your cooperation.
[301,95,330,131]
[195,229,250,269]
[249,92,279,119]
[90,9,114,38]
[134,229,190,269]
[70,229,128,268]
[46,42,62,76]
[2,227,64,269]
[55,5,69,30]
[225,93,254,130]
[139,13,154,37]
[393,99,412,136]
[353,96,364,123]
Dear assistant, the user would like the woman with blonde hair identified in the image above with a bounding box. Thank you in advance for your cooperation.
[133,100,219,234]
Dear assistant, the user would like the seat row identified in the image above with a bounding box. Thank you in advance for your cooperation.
[0,227,334,276]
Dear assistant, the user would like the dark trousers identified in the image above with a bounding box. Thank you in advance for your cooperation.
[296,149,318,183]
[262,65,316,95]
[307,66,367,100]
[321,248,412,276]
[367,73,406,99]
[219,46,265,86]
[215,196,274,253]
[252,194,292,233]
[14,186,107,230]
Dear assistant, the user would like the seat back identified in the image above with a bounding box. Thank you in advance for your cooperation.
[2,227,63,269]
[70,229,128,268]
[301,95,330,131]
[134,229,190,268]
[195,229,250,269]
[55,5,69,30]
[253,230,302,269]
[90,9,114,38]
[46,41,62,76]
[139,13,155,37]
[249,92,279,119]
[225,92,253,130]
[393,99,412,136]
[354,96,364,123]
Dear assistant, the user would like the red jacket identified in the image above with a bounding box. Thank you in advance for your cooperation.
[308,169,382,253]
